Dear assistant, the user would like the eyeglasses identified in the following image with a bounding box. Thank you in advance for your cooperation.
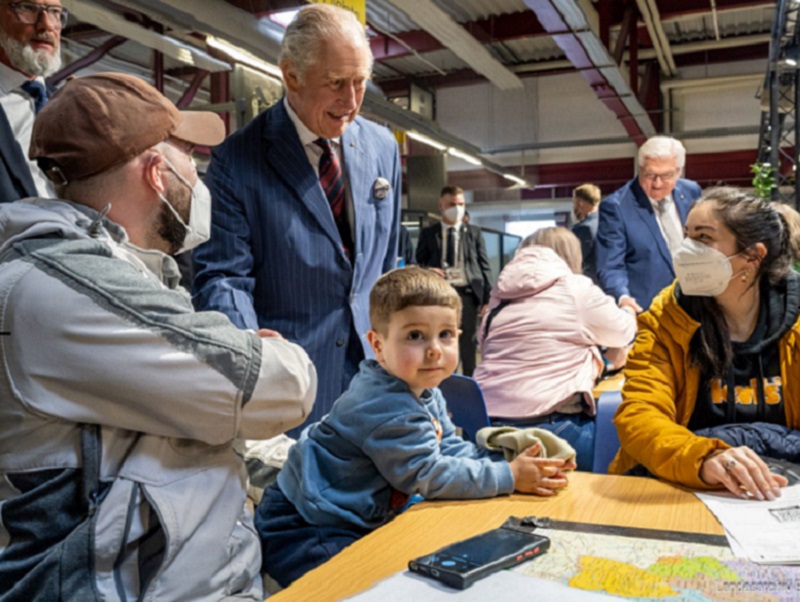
[1,2,68,29]
[641,170,679,183]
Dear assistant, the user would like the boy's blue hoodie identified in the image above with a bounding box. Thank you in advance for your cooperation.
[278,360,514,530]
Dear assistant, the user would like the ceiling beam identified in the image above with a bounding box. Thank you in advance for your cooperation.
[62,0,231,72]
[382,0,524,90]
[634,0,676,76]
[370,11,548,61]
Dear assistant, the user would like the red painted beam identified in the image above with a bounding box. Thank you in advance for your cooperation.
[451,149,758,196]
[674,42,769,68]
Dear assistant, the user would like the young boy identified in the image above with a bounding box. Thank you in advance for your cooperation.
[255,267,573,587]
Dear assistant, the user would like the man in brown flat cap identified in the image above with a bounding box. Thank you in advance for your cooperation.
[0,72,316,601]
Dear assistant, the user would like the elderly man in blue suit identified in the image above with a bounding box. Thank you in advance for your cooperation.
[596,136,701,313]
[193,4,401,435]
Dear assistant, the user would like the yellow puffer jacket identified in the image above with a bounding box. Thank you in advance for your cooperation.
[609,282,800,488]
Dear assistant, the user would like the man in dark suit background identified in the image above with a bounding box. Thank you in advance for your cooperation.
[596,136,701,313]
[416,185,492,376]
[0,0,64,202]
[193,4,401,435]
[570,183,601,285]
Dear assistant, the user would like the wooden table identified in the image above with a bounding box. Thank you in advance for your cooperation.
[592,371,624,397]
[269,472,723,601]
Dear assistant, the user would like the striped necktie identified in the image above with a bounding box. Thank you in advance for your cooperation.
[315,138,352,258]
[21,80,47,114]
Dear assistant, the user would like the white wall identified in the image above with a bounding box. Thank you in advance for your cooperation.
[435,58,766,170]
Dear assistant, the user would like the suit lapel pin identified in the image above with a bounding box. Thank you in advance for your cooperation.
[373,177,391,200]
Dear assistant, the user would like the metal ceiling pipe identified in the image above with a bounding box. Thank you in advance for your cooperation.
[633,0,677,76]
[523,0,656,145]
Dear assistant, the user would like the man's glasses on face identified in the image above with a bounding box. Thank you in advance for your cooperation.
[641,170,679,183]
[2,2,68,29]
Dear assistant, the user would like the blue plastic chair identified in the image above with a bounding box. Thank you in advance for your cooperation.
[437,374,491,442]
[592,391,623,474]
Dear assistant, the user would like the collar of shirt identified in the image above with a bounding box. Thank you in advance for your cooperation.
[649,194,673,212]
[283,96,341,159]
[440,221,461,235]
[0,61,41,97]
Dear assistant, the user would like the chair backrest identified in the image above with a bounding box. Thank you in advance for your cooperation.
[592,390,623,473]
[437,374,491,442]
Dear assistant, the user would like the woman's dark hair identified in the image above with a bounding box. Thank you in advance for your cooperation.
[685,186,792,378]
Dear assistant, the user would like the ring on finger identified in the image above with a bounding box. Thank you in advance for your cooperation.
[724,459,736,471]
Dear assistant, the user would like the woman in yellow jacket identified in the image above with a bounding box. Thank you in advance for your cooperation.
[610,187,798,500]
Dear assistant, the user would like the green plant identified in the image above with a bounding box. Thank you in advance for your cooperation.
[751,162,776,199]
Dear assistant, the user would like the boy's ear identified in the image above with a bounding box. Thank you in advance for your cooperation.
[366,329,384,361]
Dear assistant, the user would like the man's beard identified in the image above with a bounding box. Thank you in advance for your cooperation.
[0,29,61,77]
[156,176,191,256]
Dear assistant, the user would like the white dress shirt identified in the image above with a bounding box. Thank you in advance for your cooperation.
[440,221,468,286]
[0,61,55,198]
[650,194,683,254]
[283,97,354,236]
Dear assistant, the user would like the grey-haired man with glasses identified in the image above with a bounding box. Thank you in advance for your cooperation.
[596,135,701,313]
[0,0,66,202]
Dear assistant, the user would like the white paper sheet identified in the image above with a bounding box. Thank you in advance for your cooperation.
[696,484,800,564]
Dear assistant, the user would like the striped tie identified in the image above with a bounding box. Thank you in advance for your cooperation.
[315,138,352,258]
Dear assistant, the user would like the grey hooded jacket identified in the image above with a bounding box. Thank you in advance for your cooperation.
[0,199,317,601]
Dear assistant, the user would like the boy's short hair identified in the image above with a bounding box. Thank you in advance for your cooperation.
[369,267,461,334]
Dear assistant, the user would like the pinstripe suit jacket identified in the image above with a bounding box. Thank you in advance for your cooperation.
[193,100,401,430]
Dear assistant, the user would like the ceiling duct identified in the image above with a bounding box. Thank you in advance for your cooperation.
[524,0,656,144]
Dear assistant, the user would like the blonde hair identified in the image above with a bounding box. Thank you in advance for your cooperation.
[521,227,583,274]
[573,183,601,206]
[369,267,461,334]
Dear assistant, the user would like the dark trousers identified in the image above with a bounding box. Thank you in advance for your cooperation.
[455,286,479,376]
[254,485,370,588]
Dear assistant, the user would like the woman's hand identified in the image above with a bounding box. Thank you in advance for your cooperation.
[700,447,788,500]
[509,443,573,497]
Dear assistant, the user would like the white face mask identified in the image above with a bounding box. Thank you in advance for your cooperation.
[672,238,743,297]
[442,204,465,224]
[150,157,212,254]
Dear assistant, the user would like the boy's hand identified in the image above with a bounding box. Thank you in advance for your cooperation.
[509,443,571,497]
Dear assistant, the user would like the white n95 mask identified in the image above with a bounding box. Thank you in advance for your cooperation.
[672,237,740,297]
[151,157,213,254]
[442,204,465,224]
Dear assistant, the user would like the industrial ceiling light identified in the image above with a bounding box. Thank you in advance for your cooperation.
[207,36,283,79]
[268,9,298,28]
[406,131,447,151]
[503,173,528,187]
[447,147,482,166]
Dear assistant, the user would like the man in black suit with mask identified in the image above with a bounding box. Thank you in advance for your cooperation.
[416,185,492,376]
[0,0,64,202]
